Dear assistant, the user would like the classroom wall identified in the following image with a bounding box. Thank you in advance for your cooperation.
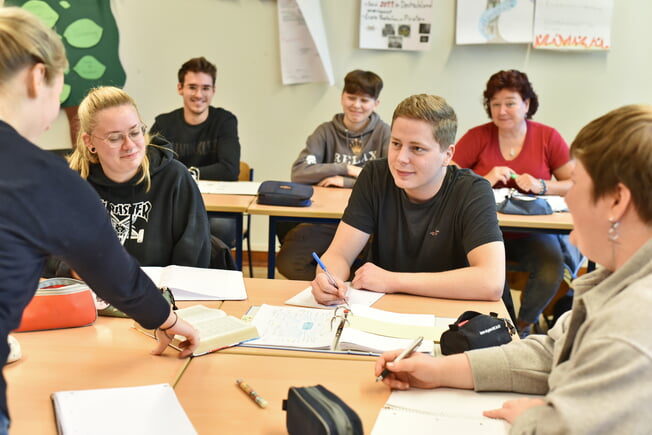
[30,0,652,251]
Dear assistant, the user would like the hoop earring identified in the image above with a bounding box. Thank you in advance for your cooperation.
[90,147,96,153]
[608,218,620,242]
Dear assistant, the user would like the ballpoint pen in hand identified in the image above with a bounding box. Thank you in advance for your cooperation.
[312,252,350,308]
[312,252,339,289]
[376,336,424,382]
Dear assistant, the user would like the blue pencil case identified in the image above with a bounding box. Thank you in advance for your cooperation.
[257,181,313,207]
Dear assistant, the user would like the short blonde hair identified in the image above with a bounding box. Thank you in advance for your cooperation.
[571,104,652,224]
[68,87,151,190]
[0,7,68,85]
[391,94,457,151]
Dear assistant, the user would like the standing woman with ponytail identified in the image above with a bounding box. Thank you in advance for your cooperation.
[0,8,198,431]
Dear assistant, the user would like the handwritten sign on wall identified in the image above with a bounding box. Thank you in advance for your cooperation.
[533,0,614,51]
[359,0,435,51]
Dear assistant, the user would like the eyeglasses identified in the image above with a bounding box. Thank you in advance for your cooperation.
[92,124,147,148]
[184,84,214,94]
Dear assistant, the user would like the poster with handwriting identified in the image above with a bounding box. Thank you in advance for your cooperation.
[455,0,534,45]
[359,0,435,51]
[533,0,614,51]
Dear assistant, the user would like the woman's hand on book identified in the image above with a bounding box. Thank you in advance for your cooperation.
[151,317,200,358]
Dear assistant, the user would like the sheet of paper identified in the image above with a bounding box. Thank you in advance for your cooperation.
[196,180,261,195]
[340,328,434,355]
[371,388,540,435]
[359,0,436,51]
[348,306,442,342]
[141,266,247,300]
[248,304,333,349]
[277,0,334,85]
[285,284,384,309]
[52,383,197,435]
[533,0,614,50]
[456,0,534,45]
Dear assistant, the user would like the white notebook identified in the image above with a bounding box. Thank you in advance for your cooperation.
[372,388,542,434]
[52,383,196,435]
[141,265,247,300]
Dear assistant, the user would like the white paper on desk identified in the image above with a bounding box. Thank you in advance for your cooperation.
[277,0,334,85]
[285,284,384,309]
[142,265,247,300]
[52,383,196,435]
[371,388,540,434]
[493,188,568,212]
[196,180,261,195]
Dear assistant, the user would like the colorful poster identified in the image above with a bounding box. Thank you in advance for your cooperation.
[455,0,534,45]
[7,0,126,106]
[359,0,435,51]
[533,0,614,50]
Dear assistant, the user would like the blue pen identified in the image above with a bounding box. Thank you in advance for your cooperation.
[312,252,339,290]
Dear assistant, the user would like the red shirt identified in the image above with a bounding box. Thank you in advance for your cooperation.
[454,120,570,192]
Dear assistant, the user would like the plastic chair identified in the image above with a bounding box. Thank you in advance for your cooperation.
[239,161,254,277]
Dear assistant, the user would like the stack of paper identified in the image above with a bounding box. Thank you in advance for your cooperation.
[52,383,196,435]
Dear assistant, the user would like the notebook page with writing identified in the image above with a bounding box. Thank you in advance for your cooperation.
[52,383,196,435]
[372,388,542,435]
[244,304,437,355]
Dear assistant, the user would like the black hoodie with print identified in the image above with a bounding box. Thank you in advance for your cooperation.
[84,137,211,268]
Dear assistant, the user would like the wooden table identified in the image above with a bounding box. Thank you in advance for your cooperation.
[246,187,352,278]
[5,317,189,435]
[174,353,387,434]
[217,278,510,361]
[202,193,256,271]
[244,187,576,278]
[3,278,509,434]
[177,278,510,434]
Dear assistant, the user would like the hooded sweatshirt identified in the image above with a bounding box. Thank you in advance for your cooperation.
[85,138,210,268]
[291,111,390,187]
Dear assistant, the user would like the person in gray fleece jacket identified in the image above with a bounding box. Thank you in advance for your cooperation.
[374,104,652,434]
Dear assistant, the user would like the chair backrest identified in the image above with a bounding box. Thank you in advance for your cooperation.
[239,161,253,181]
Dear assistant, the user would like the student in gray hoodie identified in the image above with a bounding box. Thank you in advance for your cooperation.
[277,70,390,280]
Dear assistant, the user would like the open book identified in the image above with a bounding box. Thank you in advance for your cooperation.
[372,388,542,434]
[242,304,450,355]
[141,265,247,300]
[134,305,259,356]
[52,383,196,435]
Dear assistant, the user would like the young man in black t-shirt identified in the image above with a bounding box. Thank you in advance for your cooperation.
[311,94,507,306]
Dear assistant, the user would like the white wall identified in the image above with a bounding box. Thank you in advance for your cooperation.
[32,0,652,251]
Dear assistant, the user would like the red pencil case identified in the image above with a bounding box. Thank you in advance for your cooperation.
[14,278,97,332]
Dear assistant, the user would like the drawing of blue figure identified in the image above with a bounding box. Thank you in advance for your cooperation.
[479,0,518,41]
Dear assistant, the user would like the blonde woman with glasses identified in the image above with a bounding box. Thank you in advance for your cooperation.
[0,8,199,430]
[61,86,212,271]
